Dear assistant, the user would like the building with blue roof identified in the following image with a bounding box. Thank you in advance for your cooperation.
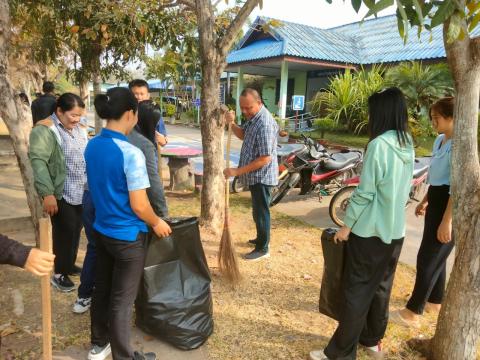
[226,15,480,119]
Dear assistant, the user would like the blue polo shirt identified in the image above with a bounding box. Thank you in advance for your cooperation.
[155,116,167,136]
[84,128,150,241]
[428,134,451,187]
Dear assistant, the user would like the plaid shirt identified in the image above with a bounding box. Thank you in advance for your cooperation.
[52,113,87,205]
[239,105,279,186]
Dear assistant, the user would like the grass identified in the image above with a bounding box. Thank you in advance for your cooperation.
[1,191,474,359]
[291,130,435,157]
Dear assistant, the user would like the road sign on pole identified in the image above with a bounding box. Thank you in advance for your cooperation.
[292,95,305,111]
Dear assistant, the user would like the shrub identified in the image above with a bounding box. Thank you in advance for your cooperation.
[165,103,176,117]
[314,118,337,138]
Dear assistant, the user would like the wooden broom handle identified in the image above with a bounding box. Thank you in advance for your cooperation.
[39,218,52,360]
[225,122,232,207]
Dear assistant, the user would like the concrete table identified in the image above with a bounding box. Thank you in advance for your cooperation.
[162,147,203,190]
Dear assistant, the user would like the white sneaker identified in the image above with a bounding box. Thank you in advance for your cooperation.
[362,342,384,359]
[87,343,111,360]
[309,349,329,360]
[73,297,92,314]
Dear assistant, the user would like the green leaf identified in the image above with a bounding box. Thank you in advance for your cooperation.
[468,11,480,32]
[412,0,424,24]
[466,1,480,16]
[397,14,406,39]
[365,0,395,18]
[430,0,456,28]
[396,0,410,41]
[351,0,362,13]
[447,13,463,43]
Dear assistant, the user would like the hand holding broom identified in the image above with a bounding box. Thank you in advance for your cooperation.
[219,108,241,284]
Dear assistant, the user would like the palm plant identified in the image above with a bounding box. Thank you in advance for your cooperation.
[310,66,385,133]
[385,61,454,119]
[310,69,358,130]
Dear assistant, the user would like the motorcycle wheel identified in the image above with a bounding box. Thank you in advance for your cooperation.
[270,174,294,207]
[329,186,356,227]
[231,176,245,193]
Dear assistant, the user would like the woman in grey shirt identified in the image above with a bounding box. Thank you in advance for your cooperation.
[128,101,168,217]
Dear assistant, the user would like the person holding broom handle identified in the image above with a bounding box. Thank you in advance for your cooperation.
[223,88,278,261]
[0,233,55,276]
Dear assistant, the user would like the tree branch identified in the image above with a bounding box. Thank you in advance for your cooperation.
[158,0,195,10]
[217,0,260,56]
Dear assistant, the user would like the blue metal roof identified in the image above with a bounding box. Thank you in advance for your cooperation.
[227,15,480,65]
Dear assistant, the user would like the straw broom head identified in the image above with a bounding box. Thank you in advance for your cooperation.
[218,114,241,284]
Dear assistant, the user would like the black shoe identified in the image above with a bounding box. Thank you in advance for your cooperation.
[70,265,82,276]
[244,249,270,261]
[133,351,156,360]
[248,239,258,246]
[51,274,75,292]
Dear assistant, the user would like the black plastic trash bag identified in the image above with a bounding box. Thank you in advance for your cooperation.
[135,217,214,350]
[318,228,344,321]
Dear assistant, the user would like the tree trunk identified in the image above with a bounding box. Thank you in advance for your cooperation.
[0,0,44,243]
[199,63,225,232]
[92,71,102,134]
[79,78,89,104]
[196,0,226,232]
[430,25,480,360]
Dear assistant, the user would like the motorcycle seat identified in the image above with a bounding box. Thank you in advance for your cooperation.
[323,151,362,171]
[413,163,429,178]
[309,147,326,160]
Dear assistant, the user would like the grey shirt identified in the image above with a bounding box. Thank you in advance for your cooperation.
[127,128,168,217]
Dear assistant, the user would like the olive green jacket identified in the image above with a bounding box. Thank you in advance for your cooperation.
[28,117,66,200]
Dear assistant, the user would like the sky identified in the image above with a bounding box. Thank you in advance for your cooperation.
[139,1,397,76]
[244,0,397,29]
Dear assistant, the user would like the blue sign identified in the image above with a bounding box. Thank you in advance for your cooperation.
[292,95,305,111]
[192,98,201,107]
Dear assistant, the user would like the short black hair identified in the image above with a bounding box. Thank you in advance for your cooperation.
[43,81,55,93]
[56,93,85,112]
[128,79,149,90]
[240,88,261,101]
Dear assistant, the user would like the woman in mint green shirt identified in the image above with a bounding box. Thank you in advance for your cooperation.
[310,88,414,360]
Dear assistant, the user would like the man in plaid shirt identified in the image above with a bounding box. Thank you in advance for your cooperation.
[224,88,278,261]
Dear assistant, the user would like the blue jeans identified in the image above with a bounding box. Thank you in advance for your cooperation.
[78,190,96,299]
[249,183,273,252]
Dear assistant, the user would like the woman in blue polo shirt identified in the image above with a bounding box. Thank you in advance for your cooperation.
[85,87,171,360]
[391,97,454,327]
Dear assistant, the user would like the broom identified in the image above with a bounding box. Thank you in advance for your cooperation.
[218,119,241,283]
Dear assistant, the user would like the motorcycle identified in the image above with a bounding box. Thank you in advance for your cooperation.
[270,134,363,207]
[231,143,307,193]
[328,157,430,227]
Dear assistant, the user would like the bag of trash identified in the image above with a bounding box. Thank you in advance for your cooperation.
[135,217,213,350]
[318,227,344,321]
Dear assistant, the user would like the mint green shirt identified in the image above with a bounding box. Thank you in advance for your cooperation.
[344,131,414,244]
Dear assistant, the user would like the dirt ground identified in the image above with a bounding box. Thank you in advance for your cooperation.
[0,191,449,360]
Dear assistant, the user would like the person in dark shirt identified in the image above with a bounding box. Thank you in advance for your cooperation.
[31,81,57,124]
[0,233,55,276]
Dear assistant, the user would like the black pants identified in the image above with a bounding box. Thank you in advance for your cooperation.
[90,231,146,360]
[406,185,453,314]
[51,198,83,275]
[249,184,273,252]
[325,233,404,360]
